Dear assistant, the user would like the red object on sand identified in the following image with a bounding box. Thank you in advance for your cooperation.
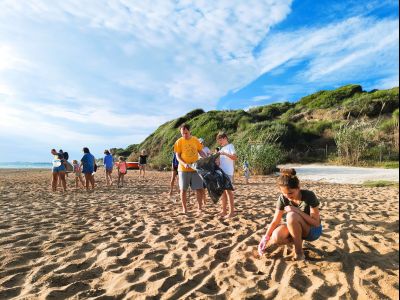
[115,161,139,170]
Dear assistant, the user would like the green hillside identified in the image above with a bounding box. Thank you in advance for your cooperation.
[113,84,399,174]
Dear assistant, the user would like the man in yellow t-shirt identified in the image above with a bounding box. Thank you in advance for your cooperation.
[174,123,205,214]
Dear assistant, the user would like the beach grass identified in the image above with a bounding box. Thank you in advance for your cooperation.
[363,180,399,187]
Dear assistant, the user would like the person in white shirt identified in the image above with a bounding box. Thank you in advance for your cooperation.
[216,132,237,218]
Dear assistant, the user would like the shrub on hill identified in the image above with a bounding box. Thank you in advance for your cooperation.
[298,84,363,109]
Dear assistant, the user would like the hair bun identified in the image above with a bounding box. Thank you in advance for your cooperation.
[280,168,296,176]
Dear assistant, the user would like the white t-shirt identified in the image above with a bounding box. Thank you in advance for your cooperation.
[202,146,212,157]
[219,143,236,176]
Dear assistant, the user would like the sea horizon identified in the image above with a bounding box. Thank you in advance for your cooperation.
[0,162,52,169]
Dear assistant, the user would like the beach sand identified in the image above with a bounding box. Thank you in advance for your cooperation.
[0,169,398,300]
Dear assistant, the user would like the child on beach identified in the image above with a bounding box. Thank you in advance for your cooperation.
[117,156,128,188]
[243,160,250,184]
[103,150,114,186]
[139,150,148,179]
[258,168,322,261]
[216,132,237,218]
[72,159,85,188]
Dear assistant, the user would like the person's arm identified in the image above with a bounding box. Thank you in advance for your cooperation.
[176,152,190,169]
[264,209,284,238]
[220,152,237,160]
[220,145,238,161]
[198,149,206,158]
[284,206,320,227]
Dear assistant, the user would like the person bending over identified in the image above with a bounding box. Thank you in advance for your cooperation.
[258,168,322,261]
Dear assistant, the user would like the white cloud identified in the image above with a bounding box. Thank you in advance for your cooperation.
[0,45,30,72]
[252,95,271,102]
[256,17,399,86]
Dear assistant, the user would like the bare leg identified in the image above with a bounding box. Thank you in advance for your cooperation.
[169,171,177,196]
[51,172,58,191]
[121,174,124,187]
[90,174,95,189]
[195,189,203,211]
[169,173,175,195]
[105,171,110,186]
[286,212,310,258]
[84,173,91,190]
[220,191,228,216]
[59,172,67,191]
[202,188,207,205]
[142,165,146,178]
[180,190,188,213]
[75,176,79,188]
[225,190,235,217]
[79,174,85,187]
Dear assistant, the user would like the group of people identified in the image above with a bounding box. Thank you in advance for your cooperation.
[168,123,322,260]
[50,148,149,191]
[50,123,322,260]
[169,124,237,218]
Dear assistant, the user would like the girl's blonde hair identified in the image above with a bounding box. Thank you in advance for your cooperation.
[72,159,78,164]
[277,168,300,189]
[141,149,147,155]
[118,156,126,161]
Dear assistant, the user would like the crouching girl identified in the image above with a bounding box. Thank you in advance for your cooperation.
[258,168,322,261]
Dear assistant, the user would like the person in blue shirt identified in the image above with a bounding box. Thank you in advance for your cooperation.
[103,150,114,186]
[80,147,95,190]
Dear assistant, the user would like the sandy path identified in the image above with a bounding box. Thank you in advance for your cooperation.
[0,169,398,299]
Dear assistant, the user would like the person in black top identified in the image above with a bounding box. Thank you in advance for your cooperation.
[139,149,148,179]
[258,168,322,261]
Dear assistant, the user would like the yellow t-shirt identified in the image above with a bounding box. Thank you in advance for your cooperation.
[174,136,203,172]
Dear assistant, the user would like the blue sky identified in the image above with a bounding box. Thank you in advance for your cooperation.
[0,0,398,162]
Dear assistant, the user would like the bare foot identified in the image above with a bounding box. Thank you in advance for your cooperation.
[224,212,236,219]
[293,252,305,261]
[218,211,227,217]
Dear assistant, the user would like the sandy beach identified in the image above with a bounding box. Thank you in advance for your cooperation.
[0,169,398,300]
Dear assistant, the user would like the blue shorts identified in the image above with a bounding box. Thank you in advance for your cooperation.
[52,165,66,173]
[304,224,322,241]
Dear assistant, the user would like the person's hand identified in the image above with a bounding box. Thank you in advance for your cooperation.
[258,234,270,257]
[284,206,301,214]
[185,163,191,169]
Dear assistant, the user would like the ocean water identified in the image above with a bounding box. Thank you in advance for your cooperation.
[0,162,52,169]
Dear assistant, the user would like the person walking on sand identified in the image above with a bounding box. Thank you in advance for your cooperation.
[116,156,128,187]
[216,132,237,218]
[258,168,322,261]
[174,123,206,214]
[80,147,95,190]
[72,159,85,188]
[168,152,180,199]
[103,150,114,186]
[243,160,251,184]
[51,149,67,192]
[139,149,148,179]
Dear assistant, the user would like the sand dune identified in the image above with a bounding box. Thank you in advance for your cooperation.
[0,169,398,299]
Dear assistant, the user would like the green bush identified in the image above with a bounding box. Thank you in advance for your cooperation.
[236,140,284,175]
[343,87,399,117]
[298,84,363,109]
